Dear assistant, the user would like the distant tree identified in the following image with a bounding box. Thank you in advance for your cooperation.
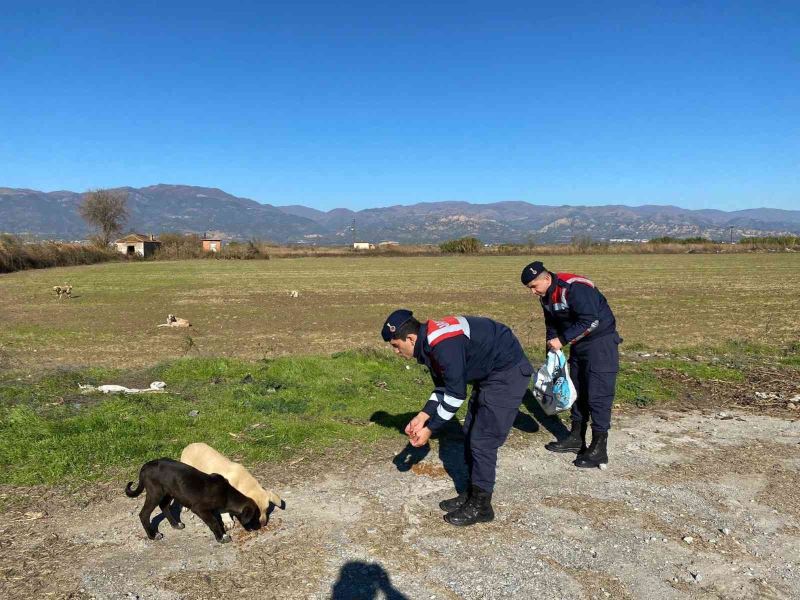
[570,235,594,252]
[79,189,129,246]
[439,236,481,254]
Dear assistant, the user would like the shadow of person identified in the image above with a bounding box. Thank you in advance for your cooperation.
[371,411,431,471]
[512,409,539,433]
[370,410,469,494]
[331,561,409,600]
[150,500,183,531]
[435,419,469,493]
[369,410,417,434]
[522,389,570,440]
[388,441,426,471]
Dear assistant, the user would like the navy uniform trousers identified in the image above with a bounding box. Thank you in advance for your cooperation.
[462,357,533,492]
[568,332,622,433]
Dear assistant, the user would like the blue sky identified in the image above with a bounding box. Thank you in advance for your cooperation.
[1,1,797,211]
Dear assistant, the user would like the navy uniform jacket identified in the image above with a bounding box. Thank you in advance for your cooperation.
[413,316,526,432]
[541,272,617,346]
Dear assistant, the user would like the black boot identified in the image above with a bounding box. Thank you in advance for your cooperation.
[443,485,494,526]
[574,431,608,468]
[545,420,587,454]
[439,488,470,512]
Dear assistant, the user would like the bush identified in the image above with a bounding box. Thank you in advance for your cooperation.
[153,234,270,261]
[648,236,714,244]
[570,235,595,252]
[439,237,481,254]
[218,240,269,260]
[0,235,120,273]
[739,235,800,248]
[154,233,204,260]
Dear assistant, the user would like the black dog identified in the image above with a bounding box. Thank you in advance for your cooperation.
[125,458,260,543]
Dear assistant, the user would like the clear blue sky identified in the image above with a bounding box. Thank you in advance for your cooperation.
[1,1,797,211]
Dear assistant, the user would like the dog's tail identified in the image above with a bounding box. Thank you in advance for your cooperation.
[125,478,145,497]
[268,490,286,510]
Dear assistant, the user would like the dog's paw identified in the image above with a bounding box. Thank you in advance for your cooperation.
[172,522,185,529]
[218,533,232,543]
[152,532,164,541]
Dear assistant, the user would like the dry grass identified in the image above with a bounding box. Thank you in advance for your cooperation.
[0,236,120,274]
[0,253,798,371]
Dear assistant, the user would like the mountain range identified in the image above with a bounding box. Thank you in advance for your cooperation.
[1,184,798,244]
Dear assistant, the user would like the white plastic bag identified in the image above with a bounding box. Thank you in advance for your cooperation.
[532,350,577,415]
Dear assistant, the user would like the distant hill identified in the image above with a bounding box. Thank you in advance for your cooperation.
[1,184,798,243]
[0,185,321,241]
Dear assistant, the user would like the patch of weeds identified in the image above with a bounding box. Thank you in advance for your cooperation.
[251,396,310,415]
[151,357,259,386]
[632,395,656,408]
[332,347,388,361]
[623,341,648,352]
[780,342,800,369]
[674,340,779,362]
[780,356,800,369]
[616,363,677,406]
[333,381,359,398]
[650,359,744,382]
[0,367,122,409]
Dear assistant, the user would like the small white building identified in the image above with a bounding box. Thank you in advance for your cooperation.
[353,242,375,250]
[115,233,161,257]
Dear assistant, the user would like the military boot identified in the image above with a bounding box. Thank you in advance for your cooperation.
[439,487,470,512]
[574,431,608,468]
[545,420,587,454]
[443,485,494,526]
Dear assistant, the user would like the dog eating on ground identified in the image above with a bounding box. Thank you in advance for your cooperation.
[180,442,285,527]
[125,458,260,543]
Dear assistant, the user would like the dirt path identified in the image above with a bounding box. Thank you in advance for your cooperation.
[2,407,799,600]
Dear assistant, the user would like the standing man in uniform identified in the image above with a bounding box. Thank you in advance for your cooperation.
[381,309,533,526]
[520,261,621,468]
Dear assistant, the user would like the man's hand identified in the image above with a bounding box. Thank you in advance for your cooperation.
[410,426,432,448]
[547,337,563,351]
[405,411,430,436]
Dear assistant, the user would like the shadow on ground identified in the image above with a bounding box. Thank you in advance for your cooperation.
[371,410,466,493]
[522,389,570,440]
[331,561,409,599]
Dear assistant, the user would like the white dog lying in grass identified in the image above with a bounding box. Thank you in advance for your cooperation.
[180,442,285,528]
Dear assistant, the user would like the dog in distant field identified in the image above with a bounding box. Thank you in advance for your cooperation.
[125,458,260,543]
[53,284,73,300]
[157,314,191,328]
[181,442,285,526]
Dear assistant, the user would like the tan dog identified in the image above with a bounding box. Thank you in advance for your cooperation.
[157,314,191,328]
[53,284,73,300]
[180,442,284,526]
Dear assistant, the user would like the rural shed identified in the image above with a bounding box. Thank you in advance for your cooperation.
[115,233,161,257]
[202,237,222,252]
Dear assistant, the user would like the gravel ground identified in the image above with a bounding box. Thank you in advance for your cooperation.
[1,406,799,600]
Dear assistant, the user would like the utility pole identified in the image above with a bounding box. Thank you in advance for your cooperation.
[729,226,734,245]
[351,218,356,249]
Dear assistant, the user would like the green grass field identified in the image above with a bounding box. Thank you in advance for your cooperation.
[1,253,798,370]
[1,254,798,487]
